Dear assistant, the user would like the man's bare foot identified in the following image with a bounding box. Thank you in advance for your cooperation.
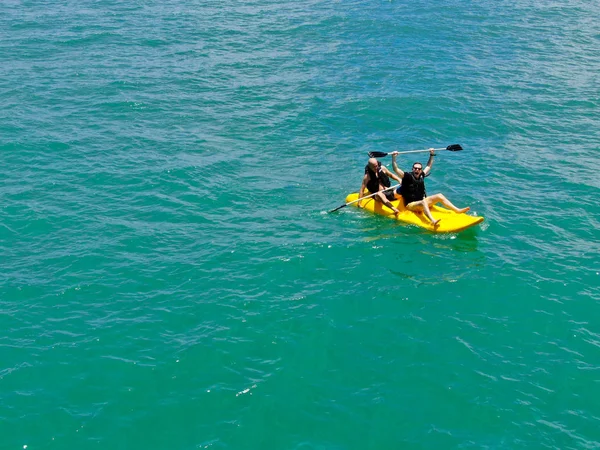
[457,207,470,214]
[392,207,400,216]
[432,219,441,227]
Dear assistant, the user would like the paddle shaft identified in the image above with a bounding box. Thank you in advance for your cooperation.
[369,144,463,158]
[395,146,451,155]
[328,184,400,213]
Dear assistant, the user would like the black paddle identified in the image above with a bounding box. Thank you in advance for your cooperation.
[368,144,463,158]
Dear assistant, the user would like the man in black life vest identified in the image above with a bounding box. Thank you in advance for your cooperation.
[358,157,403,215]
[391,149,470,227]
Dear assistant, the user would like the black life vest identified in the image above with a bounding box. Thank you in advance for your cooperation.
[400,172,426,204]
[365,162,390,193]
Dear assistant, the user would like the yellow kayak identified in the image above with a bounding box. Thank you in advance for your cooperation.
[345,192,484,233]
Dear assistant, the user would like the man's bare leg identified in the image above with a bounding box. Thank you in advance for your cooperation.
[407,200,440,226]
[428,193,470,214]
[376,192,400,215]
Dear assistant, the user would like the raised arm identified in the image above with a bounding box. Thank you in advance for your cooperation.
[382,166,402,184]
[391,152,405,178]
[423,148,435,176]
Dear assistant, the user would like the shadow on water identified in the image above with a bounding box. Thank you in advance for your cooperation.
[355,217,487,287]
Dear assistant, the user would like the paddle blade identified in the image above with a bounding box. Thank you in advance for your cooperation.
[368,151,388,158]
[446,144,463,152]
[328,203,347,213]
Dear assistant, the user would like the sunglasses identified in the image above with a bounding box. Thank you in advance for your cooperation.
[412,167,423,171]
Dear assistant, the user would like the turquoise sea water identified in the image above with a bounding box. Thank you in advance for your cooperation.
[1,1,599,448]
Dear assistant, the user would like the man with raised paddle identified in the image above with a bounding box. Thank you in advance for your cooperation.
[391,149,470,227]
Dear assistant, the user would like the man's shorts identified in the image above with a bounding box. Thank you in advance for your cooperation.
[384,190,396,201]
[368,189,396,202]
